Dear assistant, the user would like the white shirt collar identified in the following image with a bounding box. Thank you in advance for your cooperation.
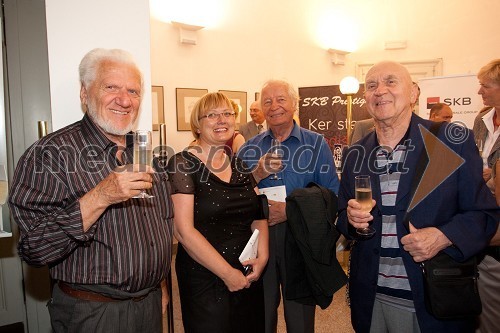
[255,120,266,131]
[482,107,496,134]
[481,107,500,167]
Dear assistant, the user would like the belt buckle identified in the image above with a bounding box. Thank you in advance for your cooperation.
[131,285,159,302]
[132,295,147,302]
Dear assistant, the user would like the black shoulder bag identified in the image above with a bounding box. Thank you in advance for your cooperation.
[403,122,481,320]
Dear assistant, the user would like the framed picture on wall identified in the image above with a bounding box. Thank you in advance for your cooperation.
[152,86,164,131]
[255,92,260,101]
[176,88,208,131]
[219,90,247,130]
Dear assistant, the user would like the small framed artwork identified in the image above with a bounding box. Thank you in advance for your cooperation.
[176,88,208,131]
[333,144,343,170]
[255,92,260,101]
[219,90,247,129]
[151,86,165,131]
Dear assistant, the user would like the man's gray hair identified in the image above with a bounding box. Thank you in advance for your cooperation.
[261,79,300,111]
[78,48,143,90]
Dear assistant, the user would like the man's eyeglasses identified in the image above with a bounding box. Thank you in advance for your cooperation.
[199,112,235,120]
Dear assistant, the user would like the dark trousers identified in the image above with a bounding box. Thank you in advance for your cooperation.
[263,223,315,333]
[48,283,162,333]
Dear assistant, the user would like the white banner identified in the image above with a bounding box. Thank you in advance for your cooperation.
[418,74,483,129]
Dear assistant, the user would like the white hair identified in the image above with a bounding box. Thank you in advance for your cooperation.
[78,48,143,90]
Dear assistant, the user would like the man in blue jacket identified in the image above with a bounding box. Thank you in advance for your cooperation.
[337,61,499,333]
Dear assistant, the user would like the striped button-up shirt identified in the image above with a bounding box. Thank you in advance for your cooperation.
[9,114,173,293]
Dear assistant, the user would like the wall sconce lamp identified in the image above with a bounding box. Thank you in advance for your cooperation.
[339,76,360,144]
[171,21,205,45]
[328,48,350,66]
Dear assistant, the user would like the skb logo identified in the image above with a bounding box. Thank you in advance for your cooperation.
[426,96,472,109]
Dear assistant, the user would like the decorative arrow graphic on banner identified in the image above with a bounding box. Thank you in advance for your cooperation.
[407,124,465,212]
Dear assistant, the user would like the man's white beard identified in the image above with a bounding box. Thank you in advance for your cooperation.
[87,101,137,136]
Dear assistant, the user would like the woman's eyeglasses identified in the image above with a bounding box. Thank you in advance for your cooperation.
[199,111,236,120]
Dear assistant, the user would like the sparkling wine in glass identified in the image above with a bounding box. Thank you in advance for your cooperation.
[271,139,282,180]
[132,130,154,199]
[355,175,375,237]
[476,139,483,157]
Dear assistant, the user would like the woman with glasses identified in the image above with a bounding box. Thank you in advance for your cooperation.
[167,92,268,333]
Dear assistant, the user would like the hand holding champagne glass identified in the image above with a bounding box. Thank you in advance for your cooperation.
[355,175,375,237]
[132,130,154,199]
[271,139,282,180]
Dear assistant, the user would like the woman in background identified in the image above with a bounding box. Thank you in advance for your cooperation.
[224,99,246,155]
[167,92,268,333]
[473,59,500,333]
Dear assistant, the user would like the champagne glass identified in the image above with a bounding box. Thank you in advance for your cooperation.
[132,130,154,199]
[271,139,282,180]
[355,175,375,237]
[476,139,483,157]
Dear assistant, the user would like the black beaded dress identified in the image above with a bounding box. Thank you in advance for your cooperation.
[167,151,264,333]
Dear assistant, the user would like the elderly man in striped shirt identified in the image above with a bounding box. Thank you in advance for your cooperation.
[9,48,173,333]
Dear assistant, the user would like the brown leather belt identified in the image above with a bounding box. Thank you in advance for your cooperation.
[58,282,149,303]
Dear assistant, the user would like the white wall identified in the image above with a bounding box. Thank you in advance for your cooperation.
[150,0,500,152]
[45,0,152,131]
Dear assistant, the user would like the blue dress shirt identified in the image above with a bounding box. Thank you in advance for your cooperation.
[238,122,339,195]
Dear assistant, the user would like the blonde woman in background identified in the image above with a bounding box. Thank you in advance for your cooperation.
[225,99,246,154]
[473,59,500,333]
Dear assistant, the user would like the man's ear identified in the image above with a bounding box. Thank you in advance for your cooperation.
[80,85,88,105]
[410,83,418,105]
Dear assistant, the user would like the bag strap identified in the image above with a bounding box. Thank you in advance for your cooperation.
[402,122,443,233]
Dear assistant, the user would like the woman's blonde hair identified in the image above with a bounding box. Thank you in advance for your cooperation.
[190,92,233,139]
[229,99,242,117]
[478,59,500,84]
